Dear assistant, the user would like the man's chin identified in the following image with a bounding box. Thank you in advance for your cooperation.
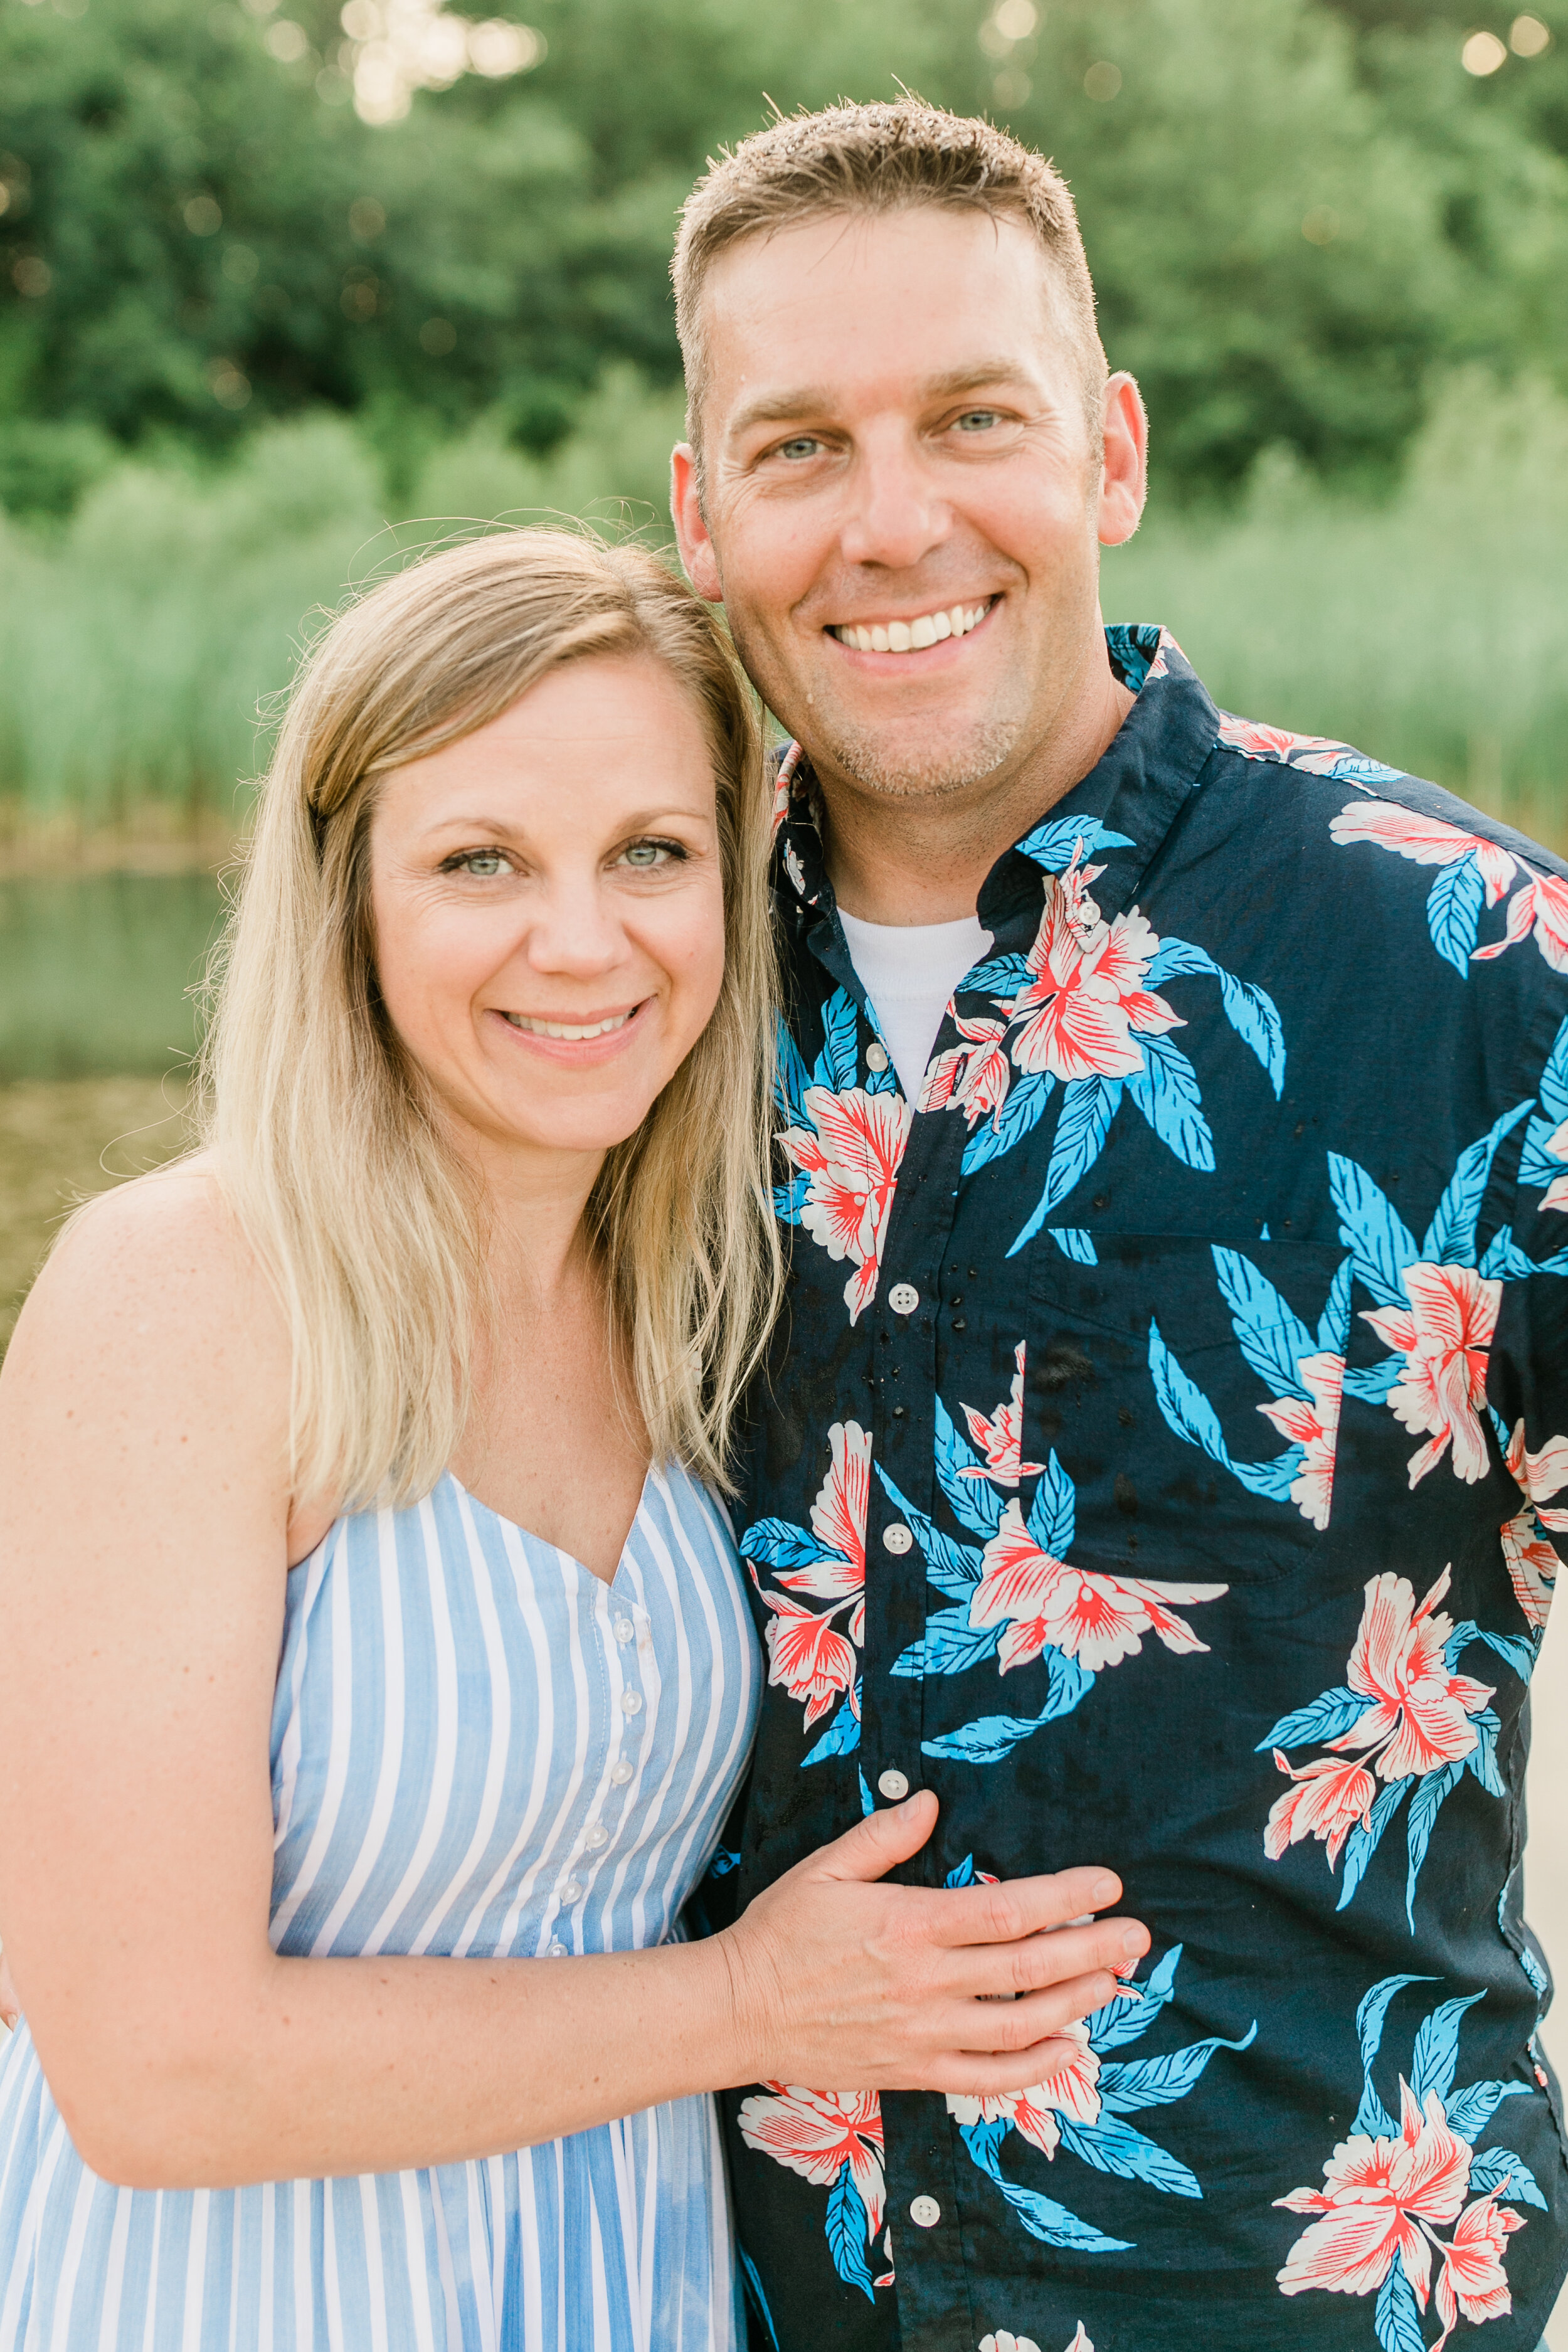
[809,712,1026,802]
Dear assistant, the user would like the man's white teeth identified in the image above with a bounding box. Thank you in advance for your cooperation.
[832,601,992,654]
[504,1010,632,1041]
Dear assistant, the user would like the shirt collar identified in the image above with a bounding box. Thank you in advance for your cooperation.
[770,623,1221,936]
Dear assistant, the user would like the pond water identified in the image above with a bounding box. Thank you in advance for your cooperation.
[0,871,225,1080]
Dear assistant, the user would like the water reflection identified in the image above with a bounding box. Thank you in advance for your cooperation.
[0,871,224,1080]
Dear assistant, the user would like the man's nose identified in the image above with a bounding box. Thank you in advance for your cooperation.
[837,430,952,573]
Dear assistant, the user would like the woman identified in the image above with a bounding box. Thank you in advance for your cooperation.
[0,531,1139,2350]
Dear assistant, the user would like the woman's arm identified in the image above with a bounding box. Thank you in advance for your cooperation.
[0,1173,1143,2191]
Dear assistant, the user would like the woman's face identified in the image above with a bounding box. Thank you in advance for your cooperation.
[369,651,728,1177]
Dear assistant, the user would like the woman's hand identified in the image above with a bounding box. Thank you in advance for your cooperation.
[719,1790,1145,2095]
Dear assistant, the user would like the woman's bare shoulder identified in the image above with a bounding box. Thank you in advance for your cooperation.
[2,1153,292,1465]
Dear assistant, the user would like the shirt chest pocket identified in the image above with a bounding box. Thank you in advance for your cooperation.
[1014,1232,1352,1592]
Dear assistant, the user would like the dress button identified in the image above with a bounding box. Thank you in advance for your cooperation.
[583,1823,608,1851]
[866,1041,889,1073]
[877,1769,910,1801]
[548,1939,568,1958]
[615,1618,635,1645]
[611,1759,634,1784]
[620,1690,643,1715]
[882,1523,913,1554]
[887,1282,920,1316]
[908,2195,941,2229]
[561,1878,583,1902]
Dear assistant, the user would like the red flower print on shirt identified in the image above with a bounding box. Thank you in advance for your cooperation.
[968,1500,1226,1675]
[756,1596,857,1730]
[738,2084,886,2236]
[1328,804,1520,905]
[1008,851,1182,1084]
[1432,2188,1526,2348]
[1361,1262,1501,1488]
[1332,1568,1494,1783]
[781,1086,911,1324]
[946,2021,1103,2159]
[1499,1417,1567,1629]
[773,1419,870,1646]
[1276,2080,1472,2311]
[749,1421,870,1728]
[958,1344,1046,1489]
[919,1011,1012,1127]
[1264,1754,1377,1869]
[1256,1348,1344,1530]
[1471,869,1568,973]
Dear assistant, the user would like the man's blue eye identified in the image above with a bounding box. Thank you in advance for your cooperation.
[955,410,1002,432]
[778,437,821,461]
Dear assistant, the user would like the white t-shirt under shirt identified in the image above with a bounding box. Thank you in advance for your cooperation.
[837,907,995,1104]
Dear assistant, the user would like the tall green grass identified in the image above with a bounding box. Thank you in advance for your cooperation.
[1103,373,1568,844]
[0,368,687,842]
[0,368,1562,848]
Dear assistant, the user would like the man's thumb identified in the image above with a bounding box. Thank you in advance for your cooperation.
[820,1789,938,1882]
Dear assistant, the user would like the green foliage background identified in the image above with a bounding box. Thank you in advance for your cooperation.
[0,0,1565,838]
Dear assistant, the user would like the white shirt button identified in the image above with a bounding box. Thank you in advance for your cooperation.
[908,2194,941,2229]
[882,1523,914,1554]
[620,1690,643,1715]
[583,1823,608,1851]
[548,1939,567,1958]
[887,1282,920,1316]
[615,1618,635,1645]
[610,1759,634,1784]
[866,1041,889,1073]
[561,1878,583,1903]
[877,1769,910,1801]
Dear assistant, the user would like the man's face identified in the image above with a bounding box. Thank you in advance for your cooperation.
[672,206,1143,805]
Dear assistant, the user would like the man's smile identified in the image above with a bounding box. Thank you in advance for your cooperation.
[827,596,999,655]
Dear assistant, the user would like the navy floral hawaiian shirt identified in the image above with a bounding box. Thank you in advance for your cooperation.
[714,628,1568,2352]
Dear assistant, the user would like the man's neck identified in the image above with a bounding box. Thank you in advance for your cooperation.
[817,633,1135,926]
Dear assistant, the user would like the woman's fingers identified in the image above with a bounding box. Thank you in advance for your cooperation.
[926,1864,1125,1947]
[810,1789,938,1883]
[954,1914,1148,2001]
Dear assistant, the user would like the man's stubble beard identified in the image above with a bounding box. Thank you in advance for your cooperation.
[808,704,1027,803]
[725,609,1030,803]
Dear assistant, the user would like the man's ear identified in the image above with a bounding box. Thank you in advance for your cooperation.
[1098,373,1148,549]
[670,444,723,601]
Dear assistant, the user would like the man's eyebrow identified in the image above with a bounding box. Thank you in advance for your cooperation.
[726,362,1041,443]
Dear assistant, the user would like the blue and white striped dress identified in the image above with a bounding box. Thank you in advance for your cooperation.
[0,1463,761,2350]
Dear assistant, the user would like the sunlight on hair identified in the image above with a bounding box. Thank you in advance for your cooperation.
[334,0,544,125]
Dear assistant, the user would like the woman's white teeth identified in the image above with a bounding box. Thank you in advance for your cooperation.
[506,1010,632,1041]
[833,602,991,654]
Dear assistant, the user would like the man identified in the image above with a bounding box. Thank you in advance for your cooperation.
[669,100,1567,2351]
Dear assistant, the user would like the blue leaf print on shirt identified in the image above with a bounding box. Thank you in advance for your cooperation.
[1150,1244,1352,1532]
[951,1946,1254,2256]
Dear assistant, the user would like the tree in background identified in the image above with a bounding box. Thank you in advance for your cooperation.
[0,0,1564,508]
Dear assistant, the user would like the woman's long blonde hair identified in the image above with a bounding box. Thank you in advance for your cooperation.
[199,529,782,1510]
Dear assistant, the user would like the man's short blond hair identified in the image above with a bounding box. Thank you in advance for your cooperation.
[672,98,1108,457]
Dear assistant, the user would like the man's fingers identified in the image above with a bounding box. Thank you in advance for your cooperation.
[927,1865,1123,1947]
[813,1789,938,1883]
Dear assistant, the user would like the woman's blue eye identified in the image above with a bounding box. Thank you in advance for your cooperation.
[622,840,674,869]
[451,849,508,877]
